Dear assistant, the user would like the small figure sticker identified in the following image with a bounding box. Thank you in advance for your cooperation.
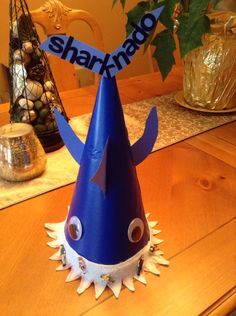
[60,244,67,267]
[78,257,86,273]
[149,245,157,254]
[100,274,114,283]
[137,256,144,276]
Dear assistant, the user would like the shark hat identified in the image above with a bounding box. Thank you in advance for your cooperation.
[43,6,169,299]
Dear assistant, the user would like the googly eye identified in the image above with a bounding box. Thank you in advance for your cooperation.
[128,218,144,243]
[67,216,83,241]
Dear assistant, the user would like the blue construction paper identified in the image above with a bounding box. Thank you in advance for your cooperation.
[42,7,164,265]
[40,35,106,75]
[91,138,109,196]
[131,107,158,166]
[64,77,150,264]
[54,109,84,164]
[39,6,164,78]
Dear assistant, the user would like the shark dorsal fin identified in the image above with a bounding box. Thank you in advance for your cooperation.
[54,109,84,164]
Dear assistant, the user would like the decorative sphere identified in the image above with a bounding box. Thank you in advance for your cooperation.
[39,108,50,120]
[21,110,37,123]
[43,81,55,92]
[34,100,43,111]
[41,91,53,104]
[13,49,31,65]
[22,41,34,54]
[23,80,43,101]
[18,98,34,110]
[13,49,25,62]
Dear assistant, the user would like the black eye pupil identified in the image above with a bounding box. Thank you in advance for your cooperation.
[68,224,79,240]
[131,226,142,242]
[128,218,144,243]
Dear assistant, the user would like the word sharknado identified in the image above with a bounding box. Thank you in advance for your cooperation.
[40,7,164,78]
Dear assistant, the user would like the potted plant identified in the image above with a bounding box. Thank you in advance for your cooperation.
[113,0,236,111]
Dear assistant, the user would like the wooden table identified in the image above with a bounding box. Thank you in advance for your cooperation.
[0,67,235,316]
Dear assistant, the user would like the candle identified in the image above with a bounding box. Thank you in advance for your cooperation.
[0,123,32,138]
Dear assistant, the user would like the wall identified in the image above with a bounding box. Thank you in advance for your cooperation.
[0,0,153,80]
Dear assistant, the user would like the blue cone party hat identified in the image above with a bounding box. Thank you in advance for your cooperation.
[65,76,150,265]
[43,6,169,299]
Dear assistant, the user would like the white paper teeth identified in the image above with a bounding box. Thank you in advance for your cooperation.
[123,277,135,292]
[145,213,150,218]
[149,221,158,228]
[45,214,168,299]
[151,228,161,235]
[49,250,61,261]
[94,282,107,299]
[153,255,169,266]
[152,236,163,245]
[77,279,92,295]
[144,262,160,275]
[66,270,80,283]
[56,264,71,271]
[154,250,164,256]
[47,240,61,248]
[46,231,58,239]
[134,273,147,285]
[45,223,62,231]
[108,280,122,298]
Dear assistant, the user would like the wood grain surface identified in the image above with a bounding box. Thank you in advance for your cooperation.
[0,67,235,316]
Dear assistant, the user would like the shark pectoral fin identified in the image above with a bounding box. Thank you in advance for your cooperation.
[131,107,158,166]
[54,109,84,164]
[91,138,109,196]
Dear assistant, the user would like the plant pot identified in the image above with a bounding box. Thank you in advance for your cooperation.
[183,16,236,111]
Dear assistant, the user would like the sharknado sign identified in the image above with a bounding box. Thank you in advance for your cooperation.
[40,7,164,78]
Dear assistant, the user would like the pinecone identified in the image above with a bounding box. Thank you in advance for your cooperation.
[28,64,46,82]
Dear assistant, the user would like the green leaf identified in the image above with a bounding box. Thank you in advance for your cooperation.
[112,0,126,8]
[120,0,126,8]
[112,0,118,8]
[125,1,151,35]
[177,0,211,58]
[189,0,210,15]
[178,14,210,57]
[159,0,178,29]
[151,29,176,80]
[149,0,165,11]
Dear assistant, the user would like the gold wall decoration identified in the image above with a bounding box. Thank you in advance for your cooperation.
[41,0,72,30]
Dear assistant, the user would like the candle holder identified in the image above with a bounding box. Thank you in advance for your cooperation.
[9,0,69,152]
[0,123,46,182]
